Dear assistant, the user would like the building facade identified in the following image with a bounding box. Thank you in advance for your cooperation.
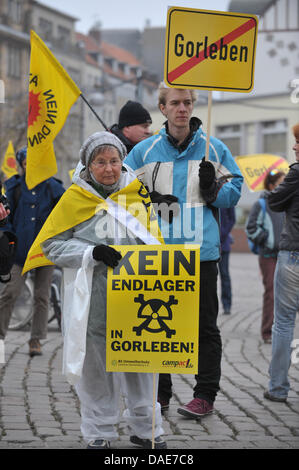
[0,0,84,185]
[0,1,158,186]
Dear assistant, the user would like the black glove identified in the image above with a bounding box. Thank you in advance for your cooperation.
[149,191,178,206]
[149,191,179,224]
[0,231,17,277]
[92,244,122,268]
[199,157,216,190]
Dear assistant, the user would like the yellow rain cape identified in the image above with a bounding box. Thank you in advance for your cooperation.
[22,178,163,275]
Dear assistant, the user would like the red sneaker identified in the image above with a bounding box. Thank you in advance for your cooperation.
[177,398,214,418]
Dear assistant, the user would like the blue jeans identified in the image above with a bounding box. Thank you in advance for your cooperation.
[269,251,299,398]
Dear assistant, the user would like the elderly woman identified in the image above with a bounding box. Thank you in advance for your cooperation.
[40,132,165,449]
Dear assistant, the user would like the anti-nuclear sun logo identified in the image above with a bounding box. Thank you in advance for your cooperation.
[28,90,41,127]
[133,294,178,339]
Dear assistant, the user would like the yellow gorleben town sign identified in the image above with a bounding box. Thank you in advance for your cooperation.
[164,7,258,92]
[106,245,200,374]
[235,154,290,192]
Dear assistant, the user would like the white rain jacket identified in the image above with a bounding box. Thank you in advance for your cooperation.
[42,164,161,385]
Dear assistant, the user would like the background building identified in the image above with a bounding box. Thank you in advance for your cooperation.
[0,0,31,158]
[0,0,83,184]
[0,0,158,186]
[146,0,299,250]
[0,0,298,252]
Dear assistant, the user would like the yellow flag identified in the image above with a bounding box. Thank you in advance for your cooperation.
[26,30,81,190]
[1,141,18,179]
[22,179,164,274]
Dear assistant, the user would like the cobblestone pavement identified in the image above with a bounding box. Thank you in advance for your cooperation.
[0,253,298,450]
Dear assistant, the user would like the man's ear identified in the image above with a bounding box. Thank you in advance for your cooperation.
[159,104,166,117]
[122,126,129,138]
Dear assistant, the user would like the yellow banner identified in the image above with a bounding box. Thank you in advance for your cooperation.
[235,154,289,192]
[26,30,81,189]
[1,141,18,178]
[106,244,200,374]
[22,179,163,274]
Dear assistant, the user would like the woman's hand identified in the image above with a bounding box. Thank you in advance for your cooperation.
[92,244,122,268]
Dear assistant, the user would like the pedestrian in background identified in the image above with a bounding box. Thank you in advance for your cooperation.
[219,207,236,315]
[110,100,152,153]
[264,123,299,402]
[0,187,16,284]
[0,147,65,356]
[246,169,285,343]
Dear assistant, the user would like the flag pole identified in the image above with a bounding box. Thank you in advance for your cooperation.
[205,90,212,161]
[152,373,156,449]
[80,93,109,131]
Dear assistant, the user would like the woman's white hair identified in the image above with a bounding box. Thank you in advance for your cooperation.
[80,131,127,167]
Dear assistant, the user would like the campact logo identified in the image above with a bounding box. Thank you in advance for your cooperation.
[162,359,194,368]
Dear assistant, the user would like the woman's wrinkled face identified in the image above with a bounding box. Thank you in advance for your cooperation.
[89,146,122,185]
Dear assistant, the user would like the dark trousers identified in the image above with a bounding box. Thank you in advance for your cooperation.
[218,250,232,312]
[0,264,54,340]
[158,261,221,404]
[258,255,277,340]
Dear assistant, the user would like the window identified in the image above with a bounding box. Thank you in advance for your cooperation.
[216,124,242,156]
[39,18,53,40]
[260,120,287,157]
[7,46,21,78]
[7,0,22,23]
[58,26,71,43]
[68,68,81,86]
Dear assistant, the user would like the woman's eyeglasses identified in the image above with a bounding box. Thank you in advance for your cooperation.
[269,169,279,176]
[91,160,122,168]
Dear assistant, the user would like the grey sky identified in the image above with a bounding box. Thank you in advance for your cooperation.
[38,0,231,33]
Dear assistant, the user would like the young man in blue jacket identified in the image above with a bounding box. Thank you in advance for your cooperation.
[124,83,243,418]
[0,147,65,356]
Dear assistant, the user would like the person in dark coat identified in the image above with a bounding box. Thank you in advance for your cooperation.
[0,188,16,284]
[110,100,152,153]
[219,207,236,315]
[264,123,299,403]
[246,170,285,343]
[0,147,65,356]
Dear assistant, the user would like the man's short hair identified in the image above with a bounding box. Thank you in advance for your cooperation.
[158,82,197,107]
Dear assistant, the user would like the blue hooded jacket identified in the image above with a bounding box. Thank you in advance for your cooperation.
[124,123,243,261]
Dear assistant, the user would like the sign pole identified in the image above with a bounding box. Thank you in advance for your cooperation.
[205,90,212,161]
[152,373,156,449]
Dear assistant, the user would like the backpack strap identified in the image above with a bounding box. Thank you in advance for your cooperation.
[258,198,266,221]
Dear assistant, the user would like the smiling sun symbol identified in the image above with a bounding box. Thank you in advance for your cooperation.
[28,90,41,127]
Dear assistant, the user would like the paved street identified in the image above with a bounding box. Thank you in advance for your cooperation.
[0,253,298,450]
